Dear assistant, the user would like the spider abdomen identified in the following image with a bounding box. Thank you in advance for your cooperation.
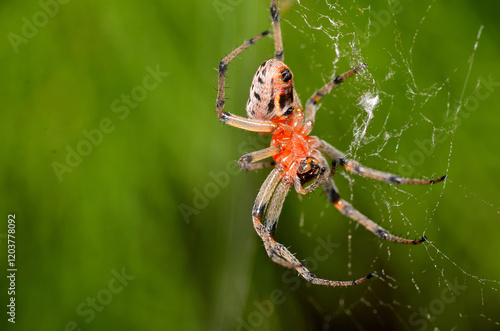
[246,59,295,121]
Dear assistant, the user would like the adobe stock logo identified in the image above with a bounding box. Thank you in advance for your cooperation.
[397,74,500,177]
[354,0,403,48]
[213,0,244,21]
[179,134,268,225]
[408,277,467,330]
[7,0,71,53]
[237,236,341,330]
[51,65,168,182]
[65,268,135,331]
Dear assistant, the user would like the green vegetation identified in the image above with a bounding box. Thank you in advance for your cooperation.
[1,0,499,330]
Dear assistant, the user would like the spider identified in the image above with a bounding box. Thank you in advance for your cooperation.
[215,0,446,287]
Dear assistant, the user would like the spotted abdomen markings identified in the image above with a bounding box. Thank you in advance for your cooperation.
[246,59,295,121]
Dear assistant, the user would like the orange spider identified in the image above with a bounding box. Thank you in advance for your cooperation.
[216,0,446,287]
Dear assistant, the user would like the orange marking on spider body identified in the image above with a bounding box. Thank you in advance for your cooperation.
[332,200,346,215]
[344,164,354,172]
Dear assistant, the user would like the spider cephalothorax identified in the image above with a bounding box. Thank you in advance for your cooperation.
[216,0,446,287]
[269,107,327,191]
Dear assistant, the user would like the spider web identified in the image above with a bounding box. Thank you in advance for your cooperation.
[272,0,500,329]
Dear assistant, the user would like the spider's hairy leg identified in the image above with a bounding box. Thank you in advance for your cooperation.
[238,145,279,171]
[319,140,447,185]
[304,64,367,129]
[216,31,277,133]
[253,168,298,269]
[262,180,288,238]
[270,0,284,61]
[322,176,427,245]
[241,162,276,172]
[340,158,447,185]
[253,170,374,286]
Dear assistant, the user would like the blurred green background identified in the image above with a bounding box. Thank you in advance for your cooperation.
[1,0,500,330]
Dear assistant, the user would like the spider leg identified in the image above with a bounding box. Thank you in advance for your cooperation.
[319,140,447,185]
[322,173,426,245]
[217,31,277,133]
[252,169,297,269]
[238,146,279,171]
[253,170,373,286]
[270,0,284,61]
[242,161,276,171]
[304,64,367,129]
[340,158,447,185]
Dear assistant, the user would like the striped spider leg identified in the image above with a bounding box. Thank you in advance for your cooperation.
[319,140,446,245]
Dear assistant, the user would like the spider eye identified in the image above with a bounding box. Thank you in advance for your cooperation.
[297,157,320,185]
